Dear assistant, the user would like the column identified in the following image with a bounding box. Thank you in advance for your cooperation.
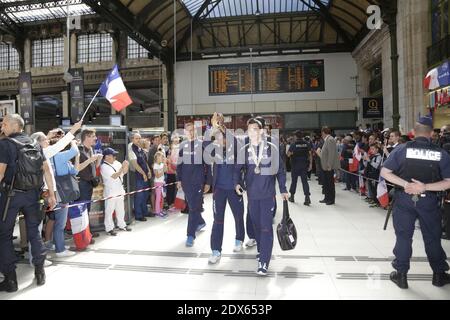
[62,91,69,117]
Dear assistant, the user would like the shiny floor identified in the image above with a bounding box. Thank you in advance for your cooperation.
[2,175,450,300]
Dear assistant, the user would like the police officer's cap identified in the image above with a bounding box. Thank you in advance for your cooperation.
[418,116,433,128]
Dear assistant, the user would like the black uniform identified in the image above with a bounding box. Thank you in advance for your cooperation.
[383,137,450,275]
[0,134,46,276]
[288,139,311,199]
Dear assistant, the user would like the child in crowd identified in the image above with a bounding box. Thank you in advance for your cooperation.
[153,151,167,217]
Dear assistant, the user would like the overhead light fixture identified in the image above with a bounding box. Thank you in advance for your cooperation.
[260,51,278,55]
[202,54,220,58]
[242,51,259,56]
[302,48,320,53]
[282,49,301,54]
[220,53,237,57]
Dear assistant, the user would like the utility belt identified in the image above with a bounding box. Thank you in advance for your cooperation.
[394,187,439,197]
[0,183,27,195]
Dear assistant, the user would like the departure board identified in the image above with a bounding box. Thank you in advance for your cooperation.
[209,60,324,95]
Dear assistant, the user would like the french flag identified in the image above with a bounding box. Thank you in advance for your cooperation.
[100,64,133,111]
[424,67,440,90]
[349,144,361,172]
[377,177,390,208]
[68,203,92,251]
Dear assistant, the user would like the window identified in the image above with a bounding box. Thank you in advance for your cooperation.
[0,43,19,71]
[127,37,150,59]
[32,37,64,67]
[432,0,450,44]
[77,33,113,63]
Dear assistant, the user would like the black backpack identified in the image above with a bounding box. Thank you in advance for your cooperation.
[8,137,44,191]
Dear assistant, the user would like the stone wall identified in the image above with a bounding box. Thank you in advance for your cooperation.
[353,0,431,132]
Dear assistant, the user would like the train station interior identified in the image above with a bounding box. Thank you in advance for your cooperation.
[0,0,450,300]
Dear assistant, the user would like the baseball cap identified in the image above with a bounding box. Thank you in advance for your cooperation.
[102,147,119,156]
[418,116,433,128]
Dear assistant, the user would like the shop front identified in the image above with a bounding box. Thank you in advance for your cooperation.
[424,60,450,128]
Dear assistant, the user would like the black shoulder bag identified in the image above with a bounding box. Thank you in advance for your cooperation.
[277,200,298,251]
[52,157,80,204]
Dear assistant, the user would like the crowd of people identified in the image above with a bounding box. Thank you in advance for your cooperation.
[1,112,450,292]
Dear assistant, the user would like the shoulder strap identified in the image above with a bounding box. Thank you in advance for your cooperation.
[6,137,27,148]
[103,162,122,184]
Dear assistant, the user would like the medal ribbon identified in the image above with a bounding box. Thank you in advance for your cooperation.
[250,141,264,169]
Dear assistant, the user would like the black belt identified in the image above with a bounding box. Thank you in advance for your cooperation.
[395,188,439,196]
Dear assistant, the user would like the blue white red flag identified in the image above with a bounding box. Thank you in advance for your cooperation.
[377,176,390,208]
[68,202,92,250]
[100,64,133,111]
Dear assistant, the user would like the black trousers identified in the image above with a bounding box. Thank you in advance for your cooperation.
[322,170,335,203]
[0,189,46,274]
[443,202,450,236]
[166,174,177,206]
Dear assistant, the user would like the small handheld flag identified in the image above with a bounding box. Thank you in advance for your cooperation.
[80,65,133,121]
[100,64,133,111]
[377,176,390,208]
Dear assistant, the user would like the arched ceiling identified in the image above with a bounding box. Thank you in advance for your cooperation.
[86,0,380,61]
[0,0,381,63]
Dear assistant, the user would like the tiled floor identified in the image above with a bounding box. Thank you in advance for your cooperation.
[2,176,450,300]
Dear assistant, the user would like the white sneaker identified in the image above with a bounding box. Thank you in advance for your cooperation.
[245,239,257,247]
[208,250,221,264]
[55,250,76,258]
[44,259,53,267]
[233,240,243,252]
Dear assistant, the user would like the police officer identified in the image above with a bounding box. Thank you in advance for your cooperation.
[380,116,450,289]
[288,131,312,206]
[207,127,245,264]
[0,114,57,292]
[234,118,289,276]
[177,122,211,247]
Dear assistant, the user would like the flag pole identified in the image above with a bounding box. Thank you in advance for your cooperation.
[81,88,100,121]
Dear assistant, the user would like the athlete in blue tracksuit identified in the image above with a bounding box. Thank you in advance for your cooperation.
[234,118,289,276]
[208,130,245,263]
[177,122,211,247]
[243,120,278,248]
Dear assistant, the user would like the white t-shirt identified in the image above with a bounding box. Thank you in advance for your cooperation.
[128,142,137,171]
[153,162,165,183]
[101,160,125,197]
[42,132,76,192]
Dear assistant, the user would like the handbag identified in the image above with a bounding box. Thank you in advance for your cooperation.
[52,158,80,204]
[276,200,298,251]
[90,176,101,187]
